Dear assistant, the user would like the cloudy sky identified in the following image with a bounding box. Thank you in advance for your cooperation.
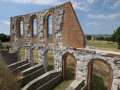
[0,0,120,35]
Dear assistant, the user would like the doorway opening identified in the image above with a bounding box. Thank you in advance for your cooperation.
[87,59,113,90]
[45,49,54,71]
[54,52,76,90]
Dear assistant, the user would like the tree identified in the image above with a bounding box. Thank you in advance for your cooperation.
[112,27,120,49]
[0,33,10,42]
[86,35,92,40]
[0,40,3,49]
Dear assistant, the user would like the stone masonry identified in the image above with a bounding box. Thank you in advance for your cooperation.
[10,2,120,90]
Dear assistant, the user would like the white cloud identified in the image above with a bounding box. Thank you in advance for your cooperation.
[0,20,10,34]
[1,0,60,5]
[111,0,120,9]
[108,13,120,20]
[87,21,99,26]
[88,14,106,19]
[73,1,90,11]
[1,20,9,25]
[87,0,97,4]
[1,0,93,12]
[88,13,120,20]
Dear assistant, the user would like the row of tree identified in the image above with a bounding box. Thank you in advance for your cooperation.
[86,35,113,41]
[112,27,120,49]
[0,34,10,42]
[86,26,120,49]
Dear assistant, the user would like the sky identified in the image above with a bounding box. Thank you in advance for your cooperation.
[0,0,120,35]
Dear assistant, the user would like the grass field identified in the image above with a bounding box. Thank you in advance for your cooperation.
[87,40,120,52]
[54,80,73,90]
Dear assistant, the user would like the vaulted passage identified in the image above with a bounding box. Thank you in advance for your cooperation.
[87,59,113,90]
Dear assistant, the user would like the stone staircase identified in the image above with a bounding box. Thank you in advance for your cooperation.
[18,64,45,87]
[21,70,62,90]
[8,61,62,90]
[7,61,46,88]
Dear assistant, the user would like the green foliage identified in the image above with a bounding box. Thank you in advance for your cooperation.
[112,27,120,43]
[0,40,3,49]
[0,33,10,42]
[86,35,92,40]
[90,74,107,90]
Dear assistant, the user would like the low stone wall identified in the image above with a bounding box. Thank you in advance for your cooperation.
[21,64,43,76]
[18,64,45,87]
[12,63,31,73]
[37,73,62,90]
[67,80,85,90]
[21,70,62,90]
[8,60,28,70]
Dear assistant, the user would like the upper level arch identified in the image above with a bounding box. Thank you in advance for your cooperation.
[30,15,38,37]
[44,10,54,44]
[16,17,24,38]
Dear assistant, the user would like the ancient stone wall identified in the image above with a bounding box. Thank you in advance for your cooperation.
[55,48,120,90]
[10,2,120,90]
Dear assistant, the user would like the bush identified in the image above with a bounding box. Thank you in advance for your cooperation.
[0,56,20,90]
[112,27,120,49]
[0,40,3,49]
[86,35,92,40]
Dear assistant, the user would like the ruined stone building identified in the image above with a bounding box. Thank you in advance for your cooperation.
[10,2,120,90]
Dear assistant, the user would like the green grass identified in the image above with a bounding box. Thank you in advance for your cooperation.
[87,40,120,52]
[90,74,107,90]
[54,80,73,90]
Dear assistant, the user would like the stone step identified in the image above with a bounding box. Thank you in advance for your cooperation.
[18,64,45,87]
[21,70,62,90]
[12,63,31,73]
[8,60,28,70]
[21,64,43,76]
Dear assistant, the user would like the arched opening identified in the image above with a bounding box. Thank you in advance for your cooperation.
[47,15,53,44]
[32,48,39,64]
[48,15,52,38]
[87,59,113,90]
[54,52,76,90]
[20,21,24,37]
[45,49,54,71]
[62,52,76,80]
[32,18,37,37]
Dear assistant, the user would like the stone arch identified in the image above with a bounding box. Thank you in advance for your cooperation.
[30,15,38,37]
[87,58,113,90]
[62,52,77,80]
[44,49,54,71]
[16,17,24,38]
[44,10,54,45]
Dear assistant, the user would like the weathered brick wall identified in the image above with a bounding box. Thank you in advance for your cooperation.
[62,2,85,48]
[10,2,85,50]
[10,2,120,90]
